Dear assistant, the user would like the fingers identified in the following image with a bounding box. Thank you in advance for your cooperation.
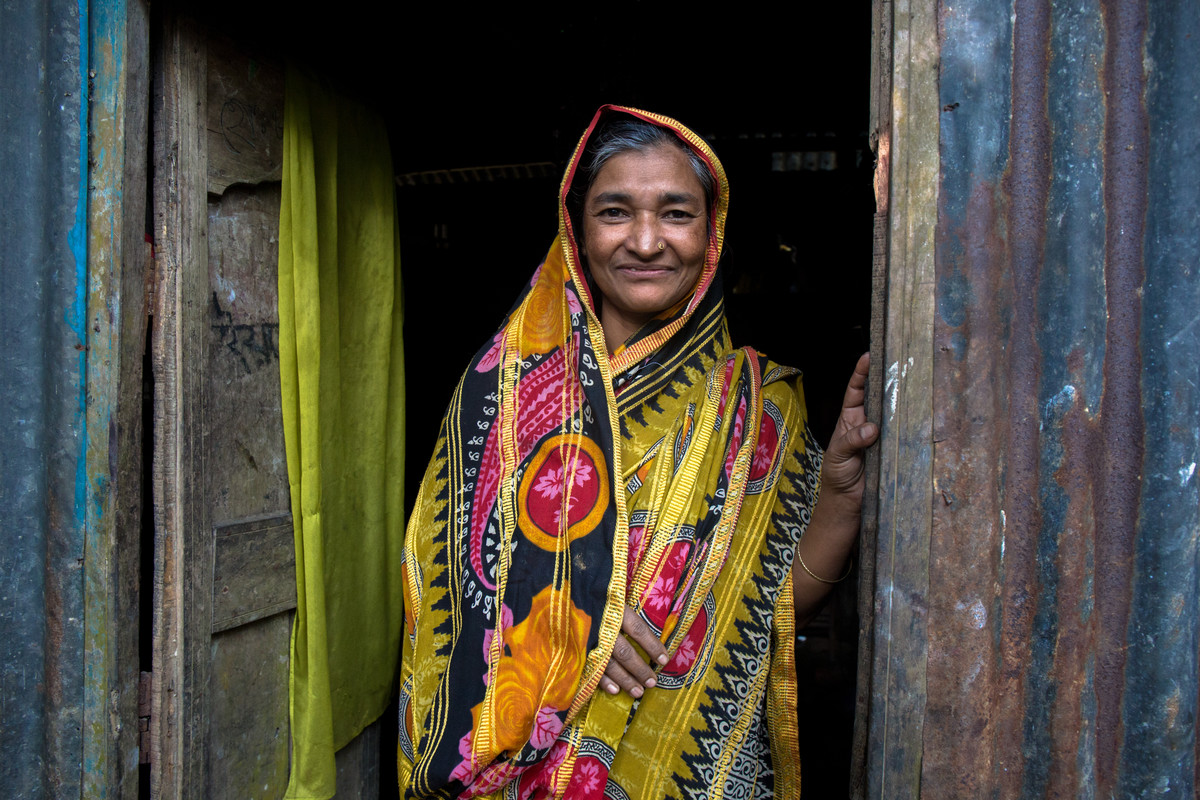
[601,638,654,698]
[600,608,669,698]
[830,421,879,456]
[840,352,870,412]
[620,607,669,667]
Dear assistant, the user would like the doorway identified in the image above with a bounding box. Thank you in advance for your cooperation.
[160,3,875,796]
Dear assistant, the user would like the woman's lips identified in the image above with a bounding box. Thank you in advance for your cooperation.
[615,264,674,275]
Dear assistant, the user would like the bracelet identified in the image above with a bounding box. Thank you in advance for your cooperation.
[797,549,853,584]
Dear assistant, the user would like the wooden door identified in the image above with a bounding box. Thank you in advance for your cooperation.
[150,15,380,799]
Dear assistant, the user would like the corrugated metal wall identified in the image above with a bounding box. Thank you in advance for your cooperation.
[0,1,89,797]
[865,0,1200,796]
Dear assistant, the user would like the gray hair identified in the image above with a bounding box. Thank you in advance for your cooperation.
[568,118,715,234]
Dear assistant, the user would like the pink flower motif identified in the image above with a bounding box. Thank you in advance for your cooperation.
[669,543,691,571]
[534,467,565,499]
[626,526,646,573]
[475,330,506,373]
[552,496,578,527]
[529,706,564,750]
[518,741,572,800]
[565,286,583,315]
[570,759,605,796]
[673,634,698,670]
[534,459,593,501]
[753,440,775,473]
[567,460,593,486]
[646,575,677,611]
[449,731,480,784]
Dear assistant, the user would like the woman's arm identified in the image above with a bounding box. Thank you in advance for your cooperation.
[792,352,878,626]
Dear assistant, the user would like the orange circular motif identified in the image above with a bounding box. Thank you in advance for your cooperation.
[518,434,609,551]
[518,271,564,356]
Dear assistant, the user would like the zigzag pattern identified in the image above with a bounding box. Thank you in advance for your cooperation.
[670,423,820,800]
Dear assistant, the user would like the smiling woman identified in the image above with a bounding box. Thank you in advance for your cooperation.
[579,144,709,352]
[397,105,876,799]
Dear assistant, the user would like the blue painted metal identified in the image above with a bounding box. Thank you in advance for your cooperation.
[923,0,1200,795]
[0,0,89,797]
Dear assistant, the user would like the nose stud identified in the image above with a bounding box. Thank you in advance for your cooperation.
[657,241,665,252]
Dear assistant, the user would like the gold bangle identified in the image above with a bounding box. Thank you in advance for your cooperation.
[797,549,852,584]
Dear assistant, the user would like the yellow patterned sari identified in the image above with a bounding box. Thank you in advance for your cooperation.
[398,106,820,799]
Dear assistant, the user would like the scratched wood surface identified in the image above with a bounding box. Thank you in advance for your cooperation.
[201,34,295,799]
[151,11,212,798]
[862,0,940,797]
[851,1,894,797]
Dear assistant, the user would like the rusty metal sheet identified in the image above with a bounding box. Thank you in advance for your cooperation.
[0,1,88,796]
[923,0,1200,796]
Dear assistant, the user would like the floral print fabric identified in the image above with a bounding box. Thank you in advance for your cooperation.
[398,107,819,799]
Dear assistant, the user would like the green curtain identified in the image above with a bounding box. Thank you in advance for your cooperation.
[278,65,405,799]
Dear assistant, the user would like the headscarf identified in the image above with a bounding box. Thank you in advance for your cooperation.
[398,106,821,799]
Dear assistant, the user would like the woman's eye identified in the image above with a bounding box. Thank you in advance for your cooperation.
[665,209,696,220]
[599,208,627,219]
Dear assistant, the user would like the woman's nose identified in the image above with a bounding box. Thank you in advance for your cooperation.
[628,215,660,257]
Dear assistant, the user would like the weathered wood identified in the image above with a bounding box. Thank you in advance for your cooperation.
[211,514,295,633]
[863,0,940,796]
[206,183,289,524]
[852,2,895,798]
[83,1,152,797]
[207,613,293,800]
[114,2,152,797]
[151,11,212,798]
[333,721,382,800]
[206,35,283,195]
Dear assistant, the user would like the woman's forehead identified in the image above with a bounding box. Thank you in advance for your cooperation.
[584,145,707,202]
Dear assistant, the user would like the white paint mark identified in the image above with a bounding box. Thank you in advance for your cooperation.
[214,272,237,305]
[999,510,1006,559]
[1180,462,1196,486]
[885,360,900,421]
[955,598,987,629]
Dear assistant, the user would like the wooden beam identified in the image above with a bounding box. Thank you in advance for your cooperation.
[863,0,940,796]
[151,11,212,797]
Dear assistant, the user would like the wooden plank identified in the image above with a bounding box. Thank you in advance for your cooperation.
[207,613,293,800]
[206,35,283,196]
[852,2,895,798]
[151,11,212,798]
[83,1,151,797]
[211,514,295,633]
[864,0,940,796]
[333,721,382,800]
[205,183,289,523]
[113,2,152,797]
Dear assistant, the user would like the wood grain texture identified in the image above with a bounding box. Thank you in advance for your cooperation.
[206,35,283,196]
[852,3,895,798]
[151,12,211,798]
[82,1,152,797]
[863,0,940,796]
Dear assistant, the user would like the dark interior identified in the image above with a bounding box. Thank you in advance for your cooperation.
[189,3,872,795]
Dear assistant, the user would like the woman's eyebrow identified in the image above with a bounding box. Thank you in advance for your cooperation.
[588,191,632,206]
[588,190,701,206]
[660,191,700,205]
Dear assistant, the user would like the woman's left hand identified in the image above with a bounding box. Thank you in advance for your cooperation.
[819,352,878,502]
[600,607,670,698]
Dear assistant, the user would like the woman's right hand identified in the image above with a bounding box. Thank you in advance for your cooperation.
[600,607,670,698]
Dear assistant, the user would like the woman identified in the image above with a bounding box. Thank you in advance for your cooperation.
[398,106,877,799]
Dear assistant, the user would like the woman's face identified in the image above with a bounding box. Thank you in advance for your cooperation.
[580,144,709,350]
